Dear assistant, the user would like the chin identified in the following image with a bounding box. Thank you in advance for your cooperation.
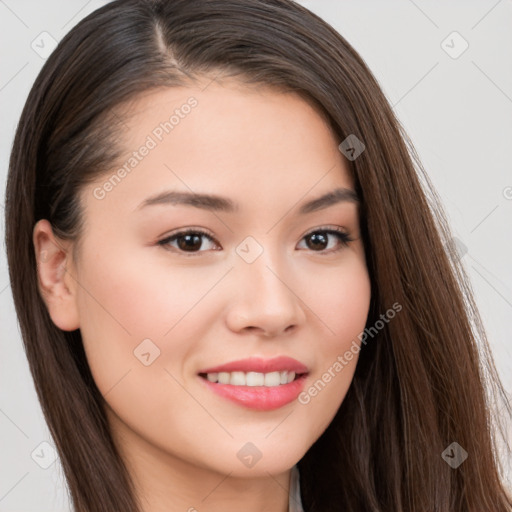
[198,434,312,477]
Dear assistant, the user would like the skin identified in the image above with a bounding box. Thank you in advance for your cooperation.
[34,78,371,512]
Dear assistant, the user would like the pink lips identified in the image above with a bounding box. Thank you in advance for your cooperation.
[198,356,308,411]
[198,356,308,375]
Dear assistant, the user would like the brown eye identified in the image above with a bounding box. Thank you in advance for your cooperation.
[298,228,352,253]
[158,229,219,254]
[305,232,329,250]
[176,233,204,251]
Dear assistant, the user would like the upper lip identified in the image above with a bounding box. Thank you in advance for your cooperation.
[198,356,308,374]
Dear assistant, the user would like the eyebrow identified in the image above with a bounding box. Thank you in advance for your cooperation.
[136,187,359,214]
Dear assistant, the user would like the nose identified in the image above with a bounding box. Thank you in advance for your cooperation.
[225,251,307,337]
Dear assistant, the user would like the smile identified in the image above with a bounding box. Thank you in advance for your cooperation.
[197,356,309,411]
[201,370,297,386]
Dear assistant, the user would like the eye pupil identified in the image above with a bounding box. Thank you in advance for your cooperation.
[307,232,328,250]
[178,234,202,251]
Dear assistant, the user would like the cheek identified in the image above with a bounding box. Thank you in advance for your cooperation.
[295,255,371,433]
[74,242,232,392]
[302,252,371,341]
[73,245,212,445]
[76,244,226,343]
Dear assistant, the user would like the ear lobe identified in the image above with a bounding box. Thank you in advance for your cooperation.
[33,219,80,331]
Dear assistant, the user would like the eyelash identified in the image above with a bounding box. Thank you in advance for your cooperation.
[157,226,354,257]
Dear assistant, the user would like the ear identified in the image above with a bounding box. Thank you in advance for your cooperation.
[33,219,80,331]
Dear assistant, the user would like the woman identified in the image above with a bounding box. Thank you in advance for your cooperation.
[4,0,511,510]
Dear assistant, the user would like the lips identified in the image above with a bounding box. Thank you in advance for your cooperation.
[197,356,309,411]
[198,356,308,374]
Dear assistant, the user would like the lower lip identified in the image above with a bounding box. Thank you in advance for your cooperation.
[199,375,307,411]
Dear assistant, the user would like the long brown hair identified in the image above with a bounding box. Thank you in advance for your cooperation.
[4,0,511,510]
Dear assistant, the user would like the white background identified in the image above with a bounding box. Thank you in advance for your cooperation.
[1,1,511,510]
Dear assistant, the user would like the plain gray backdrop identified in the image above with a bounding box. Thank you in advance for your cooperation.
[1,1,511,510]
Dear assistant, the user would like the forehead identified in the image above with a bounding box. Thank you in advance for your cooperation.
[83,80,355,217]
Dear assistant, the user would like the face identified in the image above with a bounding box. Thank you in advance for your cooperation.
[37,79,371,479]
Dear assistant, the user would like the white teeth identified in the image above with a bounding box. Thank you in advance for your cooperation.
[218,372,230,384]
[246,372,264,386]
[204,370,299,386]
[264,371,281,387]
[230,371,246,386]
